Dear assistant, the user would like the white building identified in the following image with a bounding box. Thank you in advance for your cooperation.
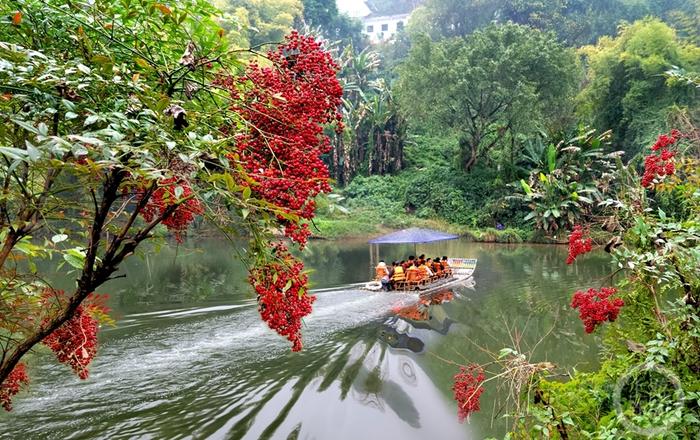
[337,0,415,44]
[362,13,410,43]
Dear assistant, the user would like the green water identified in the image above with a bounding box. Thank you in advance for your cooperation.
[0,238,610,439]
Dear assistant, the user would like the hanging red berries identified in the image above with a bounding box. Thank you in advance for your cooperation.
[571,287,624,333]
[41,292,109,380]
[566,225,592,264]
[642,130,682,188]
[249,243,316,351]
[452,364,485,422]
[0,363,29,411]
[139,177,204,243]
[218,31,343,248]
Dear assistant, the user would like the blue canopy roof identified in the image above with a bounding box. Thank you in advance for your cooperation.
[368,228,459,244]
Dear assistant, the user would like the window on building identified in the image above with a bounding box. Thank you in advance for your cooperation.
[381,23,388,32]
[397,21,404,30]
[366,25,374,33]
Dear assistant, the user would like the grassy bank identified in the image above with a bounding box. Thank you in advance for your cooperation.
[312,208,571,244]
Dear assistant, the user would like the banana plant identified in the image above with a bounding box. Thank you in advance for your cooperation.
[513,128,622,232]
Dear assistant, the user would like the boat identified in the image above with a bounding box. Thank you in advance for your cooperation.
[363,258,477,293]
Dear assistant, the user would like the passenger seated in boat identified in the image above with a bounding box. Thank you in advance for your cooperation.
[387,262,398,291]
[425,258,437,281]
[377,261,392,291]
[418,260,433,280]
[406,261,420,278]
[375,261,389,281]
[441,256,452,275]
[402,256,415,271]
[405,261,425,288]
[391,261,406,288]
[432,257,443,277]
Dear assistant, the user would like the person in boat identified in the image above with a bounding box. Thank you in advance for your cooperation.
[406,259,420,282]
[419,259,434,280]
[418,254,426,266]
[391,261,405,289]
[402,256,415,271]
[375,261,390,291]
[432,257,443,276]
[441,256,452,276]
[387,262,397,291]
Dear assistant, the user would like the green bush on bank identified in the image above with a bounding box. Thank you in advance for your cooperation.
[341,164,529,230]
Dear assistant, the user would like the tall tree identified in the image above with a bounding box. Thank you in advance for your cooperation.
[0,0,341,405]
[329,47,406,185]
[397,24,580,171]
[578,18,700,156]
[300,0,365,46]
[409,0,698,46]
[225,0,303,47]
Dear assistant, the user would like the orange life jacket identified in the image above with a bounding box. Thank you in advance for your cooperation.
[406,266,421,282]
[375,266,388,280]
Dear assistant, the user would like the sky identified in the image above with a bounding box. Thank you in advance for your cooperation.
[337,0,371,18]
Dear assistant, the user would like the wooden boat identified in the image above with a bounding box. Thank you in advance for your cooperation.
[363,258,477,293]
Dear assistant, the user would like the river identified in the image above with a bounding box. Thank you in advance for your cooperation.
[0,238,610,439]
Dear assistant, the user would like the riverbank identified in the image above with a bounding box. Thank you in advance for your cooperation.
[313,210,572,244]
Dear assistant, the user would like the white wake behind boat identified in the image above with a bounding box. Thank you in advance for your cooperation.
[363,258,477,293]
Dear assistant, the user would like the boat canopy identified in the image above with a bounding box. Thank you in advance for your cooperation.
[368,228,459,244]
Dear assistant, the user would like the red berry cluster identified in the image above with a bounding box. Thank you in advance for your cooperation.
[0,363,29,411]
[566,225,592,264]
[571,287,624,333]
[642,130,682,188]
[249,243,316,351]
[218,31,343,247]
[452,364,485,423]
[41,293,108,379]
[140,177,204,243]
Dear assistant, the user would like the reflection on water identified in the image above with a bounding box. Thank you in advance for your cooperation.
[0,239,608,439]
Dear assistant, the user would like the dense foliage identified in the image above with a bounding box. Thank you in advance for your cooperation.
[410,0,698,46]
[578,19,700,157]
[320,1,699,244]
[0,0,341,409]
[451,131,700,437]
[398,24,579,172]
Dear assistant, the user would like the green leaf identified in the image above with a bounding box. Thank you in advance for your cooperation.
[134,57,152,69]
[37,122,49,136]
[547,144,556,173]
[0,147,28,161]
[51,234,68,243]
[25,142,40,161]
[11,118,39,134]
[242,186,251,199]
[520,179,532,195]
[282,279,292,293]
[76,63,91,74]
[84,115,100,126]
[63,248,86,269]
[69,135,104,146]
